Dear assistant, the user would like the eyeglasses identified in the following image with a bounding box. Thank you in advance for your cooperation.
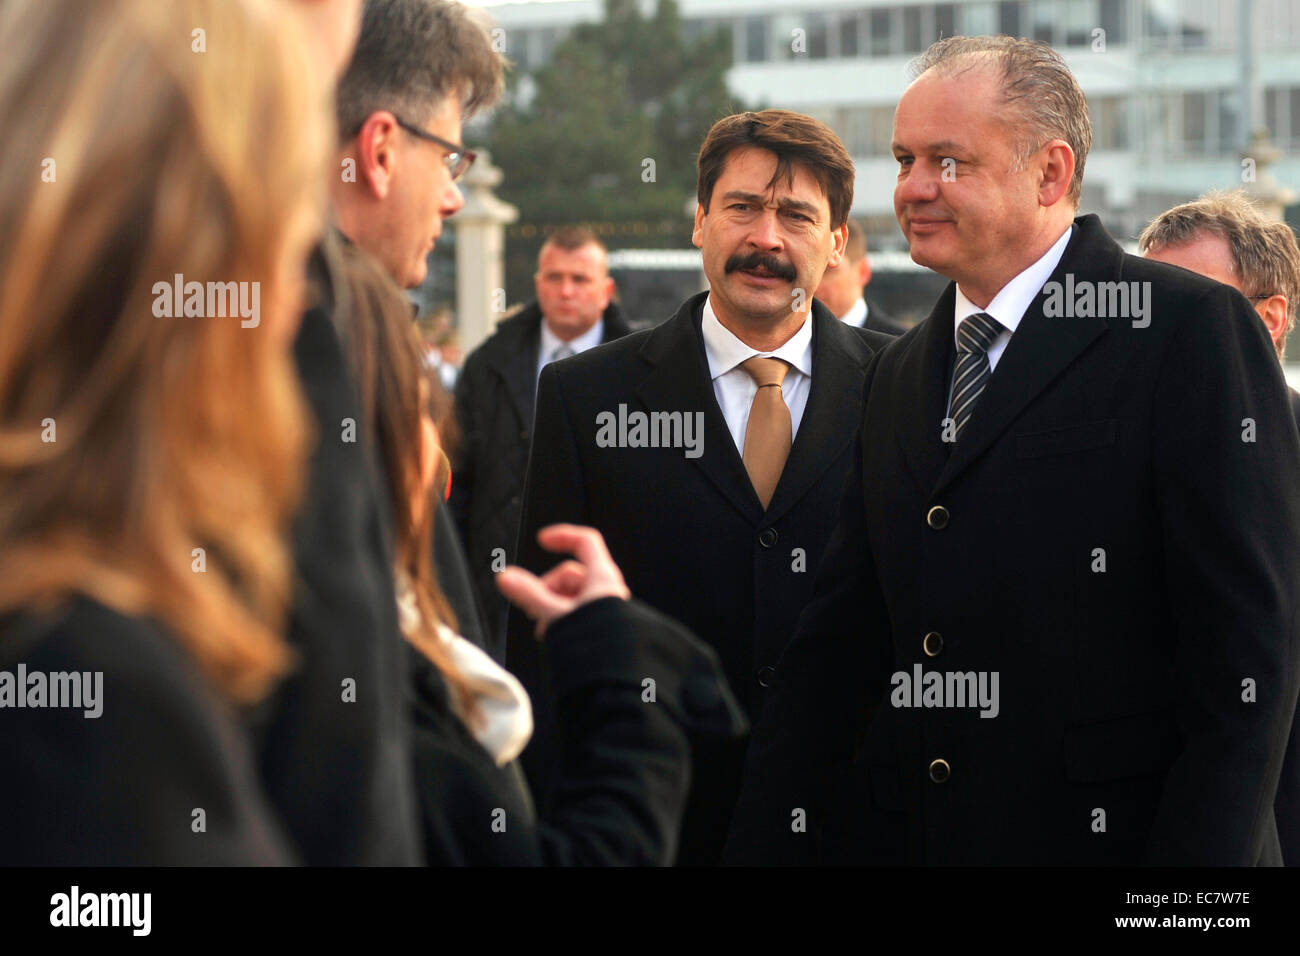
[392,115,476,182]
[1248,294,1279,300]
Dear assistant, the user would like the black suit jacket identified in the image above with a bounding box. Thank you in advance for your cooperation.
[863,296,909,336]
[727,214,1300,866]
[451,302,631,659]
[1282,386,1300,865]
[253,240,419,865]
[506,292,893,864]
[1,598,294,865]
[408,597,745,864]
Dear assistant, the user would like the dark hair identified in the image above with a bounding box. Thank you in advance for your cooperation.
[696,109,855,230]
[909,36,1091,207]
[336,0,506,138]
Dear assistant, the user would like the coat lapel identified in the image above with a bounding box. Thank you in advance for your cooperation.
[895,286,958,495]
[488,314,541,430]
[763,303,872,524]
[932,216,1117,497]
[635,292,765,524]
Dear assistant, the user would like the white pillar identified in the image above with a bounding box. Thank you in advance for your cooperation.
[453,149,518,353]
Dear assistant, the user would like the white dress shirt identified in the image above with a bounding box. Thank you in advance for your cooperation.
[952,226,1073,373]
[537,316,604,383]
[840,297,868,329]
[701,297,814,456]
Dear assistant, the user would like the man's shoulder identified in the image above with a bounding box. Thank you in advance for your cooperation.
[465,304,542,363]
[844,322,896,356]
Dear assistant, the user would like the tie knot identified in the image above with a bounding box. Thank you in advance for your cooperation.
[957,312,1002,354]
[741,356,790,389]
[551,343,575,362]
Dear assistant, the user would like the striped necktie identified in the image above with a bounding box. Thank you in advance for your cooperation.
[947,312,1003,440]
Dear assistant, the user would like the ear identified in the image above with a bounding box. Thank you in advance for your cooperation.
[691,201,706,249]
[1258,294,1289,353]
[600,276,616,307]
[353,111,402,200]
[1036,139,1076,208]
[826,222,849,270]
[857,254,872,289]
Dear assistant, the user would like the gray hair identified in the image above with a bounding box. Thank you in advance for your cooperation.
[336,0,505,139]
[1139,189,1300,357]
[909,36,1091,207]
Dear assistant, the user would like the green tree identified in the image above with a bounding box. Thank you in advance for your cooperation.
[485,0,746,302]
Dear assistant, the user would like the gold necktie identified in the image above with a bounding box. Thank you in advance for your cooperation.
[740,356,792,510]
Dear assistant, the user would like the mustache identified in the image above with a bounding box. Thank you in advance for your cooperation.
[725,252,797,282]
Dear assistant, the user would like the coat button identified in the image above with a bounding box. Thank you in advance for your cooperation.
[510,495,520,505]
[929,758,951,783]
[926,505,949,529]
[756,665,776,687]
[758,528,778,548]
[519,430,529,441]
[923,631,943,657]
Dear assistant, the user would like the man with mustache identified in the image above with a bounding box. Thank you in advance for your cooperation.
[727,36,1300,865]
[505,109,895,865]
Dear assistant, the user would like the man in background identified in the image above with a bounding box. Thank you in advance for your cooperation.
[814,218,909,335]
[451,228,631,658]
[1140,190,1300,422]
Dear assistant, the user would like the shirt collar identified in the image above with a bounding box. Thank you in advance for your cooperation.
[701,296,814,382]
[840,297,868,328]
[539,314,604,361]
[953,225,1073,340]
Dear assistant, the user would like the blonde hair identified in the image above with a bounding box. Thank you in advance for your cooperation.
[0,0,331,703]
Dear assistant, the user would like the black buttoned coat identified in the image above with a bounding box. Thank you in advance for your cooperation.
[505,292,893,864]
[727,215,1300,865]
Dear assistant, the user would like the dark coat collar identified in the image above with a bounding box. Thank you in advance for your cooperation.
[894,214,1117,498]
[486,300,631,428]
[635,291,874,525]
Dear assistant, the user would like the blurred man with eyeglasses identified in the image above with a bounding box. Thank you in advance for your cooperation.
[332,0,493,290]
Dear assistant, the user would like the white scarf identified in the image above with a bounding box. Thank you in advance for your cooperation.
[396,574,533,766]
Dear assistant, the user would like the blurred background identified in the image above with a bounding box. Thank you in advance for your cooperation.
[412,0,1300,377]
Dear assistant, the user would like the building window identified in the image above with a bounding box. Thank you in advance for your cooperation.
[934,4,957,40]
[1099,0,1126,45]
[1183,91,1208,153]
[807,11,830,58]
[961,2,999,36]
[1031,0,1054,43]
[871,7,896,57]
[744,16,769,63]
[839,11,862,58]
[1217,90,1241,153]
[1062,0,1097,47]
[1000,0,1025,36]
[1090,96,1129,149]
